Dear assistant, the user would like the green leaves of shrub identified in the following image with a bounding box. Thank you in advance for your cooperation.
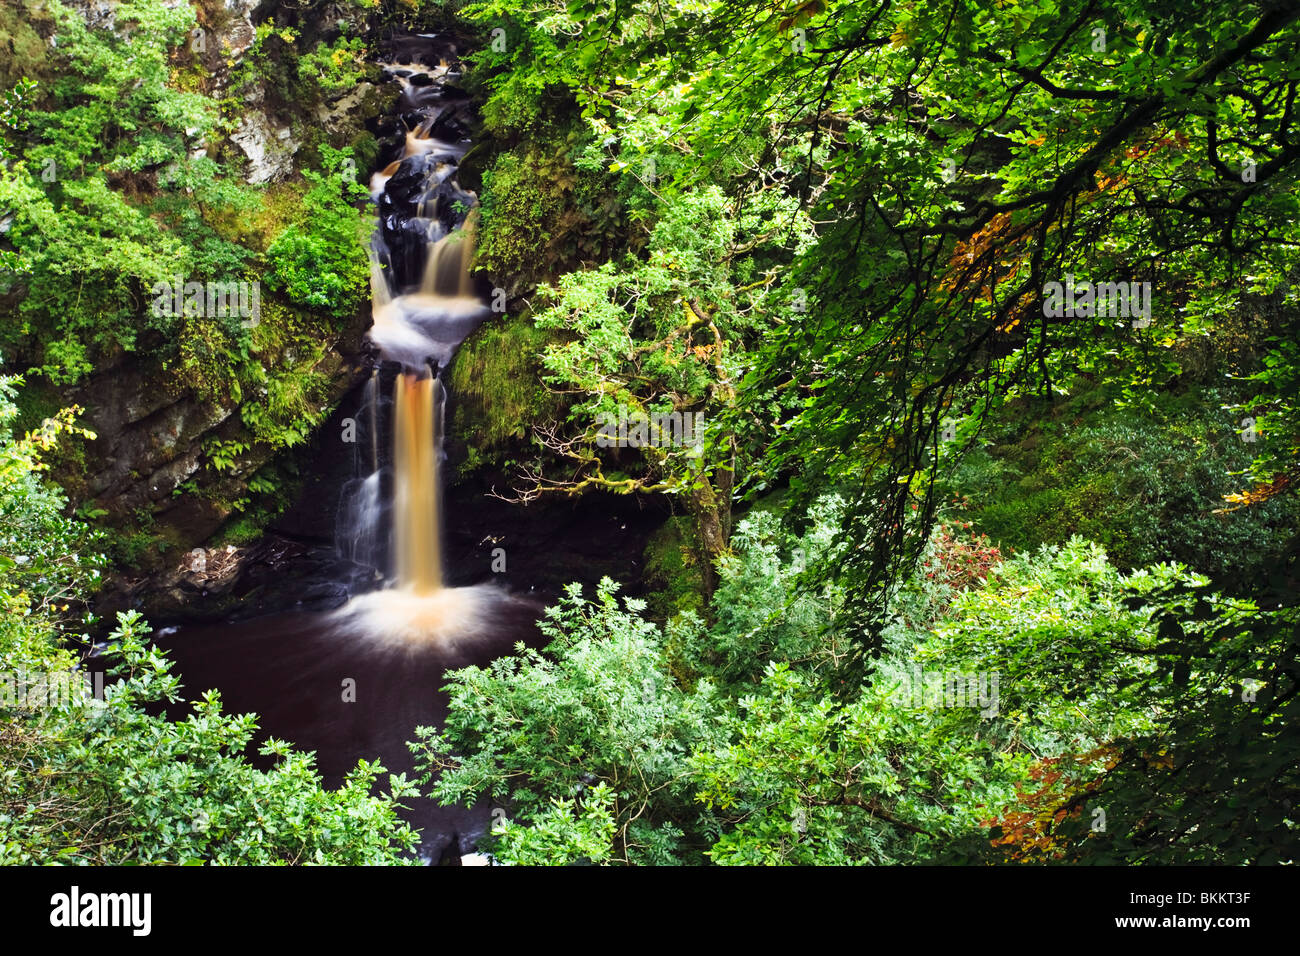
[265,148,369,316]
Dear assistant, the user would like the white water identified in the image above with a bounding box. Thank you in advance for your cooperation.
[332,63,500,647]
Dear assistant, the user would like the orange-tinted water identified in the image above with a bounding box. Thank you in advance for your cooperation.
[393,373,441,593]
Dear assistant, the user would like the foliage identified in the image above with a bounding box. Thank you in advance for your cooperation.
[0,0,248,383]
[297,34,371,99]
[471,128,627,288]
[0,381,420,864]
[3,0,1299,870]
[0,0,375,560]
[462,0,1300,657]
[1228,299,1300,508]
[265,146,370,316]
[447,311,564,465]
[2,611,422,864]
[944,385,1299,589]
[422,499,1297,864]
[0,370,105,643]
[670,496,852,686]
[486,785,617,865]
[412,579,726,865]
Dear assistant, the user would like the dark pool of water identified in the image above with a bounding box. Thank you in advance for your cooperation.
[152,590,545,863]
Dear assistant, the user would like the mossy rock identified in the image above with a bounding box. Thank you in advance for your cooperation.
[472,127,629,294]
[0,0,55,88]
[447,311,565,478]
[642,515,705,621]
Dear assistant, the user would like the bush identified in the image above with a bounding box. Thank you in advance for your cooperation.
[411,579,726,865]
[265,147,370,317]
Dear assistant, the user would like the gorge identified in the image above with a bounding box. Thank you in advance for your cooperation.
[4,0,1296,872]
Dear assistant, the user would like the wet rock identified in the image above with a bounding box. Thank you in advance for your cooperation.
[316,82,377,128]
[96,535,355,626]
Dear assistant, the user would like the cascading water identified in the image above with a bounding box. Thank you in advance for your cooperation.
[392,373,441,593]
[152,35,545,862]
[331,42,503,647]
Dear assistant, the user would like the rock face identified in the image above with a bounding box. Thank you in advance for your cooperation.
[230,108,298,184]
[78,365,232,510]
[71,339,365,565]
[203,0,302,183]
[63,0,120,31]
[97,535,355,625]
[316,82,378,129]
[40,0,381,586]
[205,0,394,185]
[218,0,259,59]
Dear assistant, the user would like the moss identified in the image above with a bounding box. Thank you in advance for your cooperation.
[174,317,241,402]
[163,295,343,450]
[213,458,301,545]
[472,127,628,292]
[104,507,186,571]
[345,129,381,177]
[215,514,265,546]
[207,179,310,253]
[244,305,341,445]
[11,377,63,437]
[0,0,54,88]
[448,311,564,475]
[642,516,705,621]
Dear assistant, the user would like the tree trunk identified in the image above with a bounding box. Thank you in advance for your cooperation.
[688,434,735,601]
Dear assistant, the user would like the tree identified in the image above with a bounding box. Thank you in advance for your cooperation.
[463,0,1300,661]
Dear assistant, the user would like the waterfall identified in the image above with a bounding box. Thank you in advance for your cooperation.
[331,40,499,645]
[392,372,441,593]
[152,34,545,863]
